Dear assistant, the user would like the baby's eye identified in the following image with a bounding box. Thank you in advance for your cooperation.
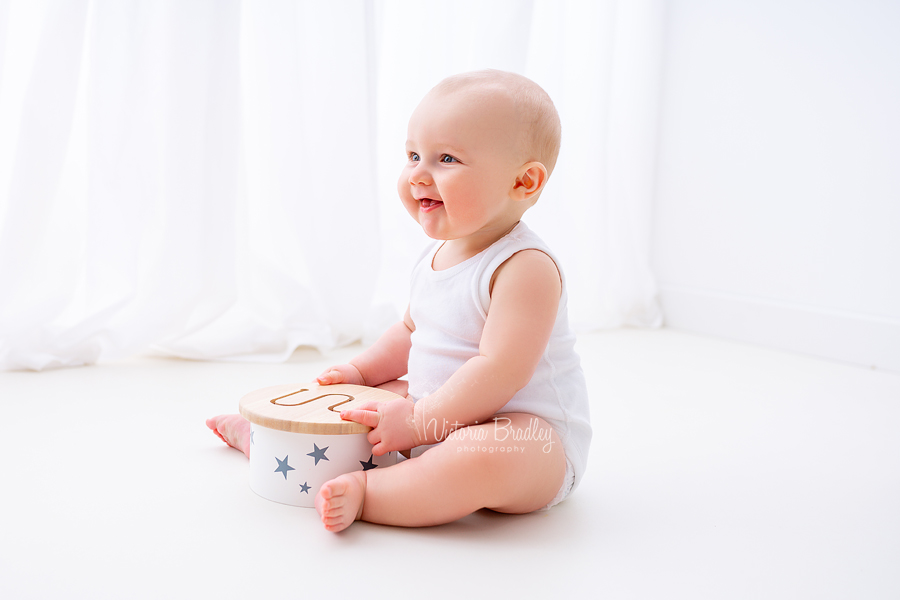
[408,152,420,162]
[440,154,459,164]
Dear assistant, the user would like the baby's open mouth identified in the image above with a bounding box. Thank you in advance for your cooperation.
[420,198,443,210]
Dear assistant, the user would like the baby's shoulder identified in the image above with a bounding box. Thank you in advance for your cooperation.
[489,248,561,298]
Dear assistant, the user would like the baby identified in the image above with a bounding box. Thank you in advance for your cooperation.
[207,69,591,532]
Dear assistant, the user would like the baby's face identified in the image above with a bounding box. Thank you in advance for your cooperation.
[398,88,525,243]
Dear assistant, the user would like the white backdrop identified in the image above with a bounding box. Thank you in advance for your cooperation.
[652,0,900,372]
[0,0,663,371]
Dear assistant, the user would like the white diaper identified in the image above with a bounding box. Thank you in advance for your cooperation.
[539,457,575,511]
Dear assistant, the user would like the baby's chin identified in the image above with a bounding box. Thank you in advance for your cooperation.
[418,225,456,242]
[421,229,451,241]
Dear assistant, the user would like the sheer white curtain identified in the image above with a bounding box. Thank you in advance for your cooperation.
[0,0,663,371]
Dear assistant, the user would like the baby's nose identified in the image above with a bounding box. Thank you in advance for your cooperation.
[408,164,433,186]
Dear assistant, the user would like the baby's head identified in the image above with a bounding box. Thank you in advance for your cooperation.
[429,70,562,178]
[399,70,561,242]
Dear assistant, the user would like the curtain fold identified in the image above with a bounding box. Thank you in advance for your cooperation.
[0,0,663,371]
[0,0,91,369]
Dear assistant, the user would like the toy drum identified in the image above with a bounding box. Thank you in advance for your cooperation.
[238,383,400,507]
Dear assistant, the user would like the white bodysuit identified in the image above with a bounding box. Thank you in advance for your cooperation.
[407,221,592,493]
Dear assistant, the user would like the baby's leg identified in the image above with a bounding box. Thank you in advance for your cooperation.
[315,412,565,531]
[374,378,409,397]
[206,414,251,458]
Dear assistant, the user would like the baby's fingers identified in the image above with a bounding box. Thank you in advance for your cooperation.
[371,441,389,457]
[353,400,381,412]
[316,363,365,386]
[340,409,381,429]
[316,369,344,385]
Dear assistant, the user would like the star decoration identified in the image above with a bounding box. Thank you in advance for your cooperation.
[360,454,378,471]
[307,444,329,465]
[299,482,311,494]
[274,455,295,480]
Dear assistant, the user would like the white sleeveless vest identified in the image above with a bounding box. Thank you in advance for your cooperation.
[407,221,592,489]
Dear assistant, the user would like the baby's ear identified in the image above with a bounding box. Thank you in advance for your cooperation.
[512,162,548,202]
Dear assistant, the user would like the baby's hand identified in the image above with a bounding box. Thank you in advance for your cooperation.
[340,398,421,455]
[316,363,365,386]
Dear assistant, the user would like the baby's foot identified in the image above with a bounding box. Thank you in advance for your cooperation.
[315,471,366,532]
[206,414,251,458]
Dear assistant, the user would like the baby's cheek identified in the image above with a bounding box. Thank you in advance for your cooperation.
[397,169,414,197]
[397,182,420,219]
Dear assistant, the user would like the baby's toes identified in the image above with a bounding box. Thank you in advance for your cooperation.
[315,485,335,515]
[323,518,346,532]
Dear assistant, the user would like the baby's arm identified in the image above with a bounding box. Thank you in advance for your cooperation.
[343,250,561,453]
[412,249,561,442]
[317,307,414,388]
[208,311,412,457]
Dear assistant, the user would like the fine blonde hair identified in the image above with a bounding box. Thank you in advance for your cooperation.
[431,69,562,176]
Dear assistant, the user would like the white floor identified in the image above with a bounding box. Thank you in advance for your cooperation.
[1,329,898,599]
